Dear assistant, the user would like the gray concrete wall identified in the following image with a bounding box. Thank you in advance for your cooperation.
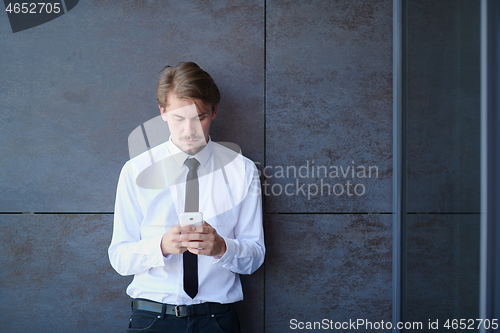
[264,1,393,332]
[0,1,393,332]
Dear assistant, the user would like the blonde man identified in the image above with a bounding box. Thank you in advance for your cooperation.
[109,62,265,333]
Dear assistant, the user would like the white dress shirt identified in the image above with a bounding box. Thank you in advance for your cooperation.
[108,138,265,305]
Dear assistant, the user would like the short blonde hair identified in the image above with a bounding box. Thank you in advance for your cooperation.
[156,62,220,111]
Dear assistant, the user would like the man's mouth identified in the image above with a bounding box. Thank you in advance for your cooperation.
[182,137,202,144]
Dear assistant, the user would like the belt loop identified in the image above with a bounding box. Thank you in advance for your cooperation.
[161,303,166,319]
[204,302,211,316]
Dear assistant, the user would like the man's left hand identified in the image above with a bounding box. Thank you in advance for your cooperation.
[180,221,227,257]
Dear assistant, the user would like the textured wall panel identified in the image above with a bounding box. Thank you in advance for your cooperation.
[406,214,480,323]
[265,0,393,213]
[0,0,264,212]
[406,0,480,213]
[235,267,265,333]
[264,214,392,332]
[0,214,131,332]
[0,213,264,332]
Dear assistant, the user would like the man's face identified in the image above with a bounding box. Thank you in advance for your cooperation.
[159,93,217,155]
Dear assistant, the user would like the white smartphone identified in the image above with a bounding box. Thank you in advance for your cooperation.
[179,212,203,227]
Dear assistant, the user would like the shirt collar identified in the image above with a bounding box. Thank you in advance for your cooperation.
[167,137,212,168]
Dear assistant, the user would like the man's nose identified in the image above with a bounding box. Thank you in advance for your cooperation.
[184,119,200,134]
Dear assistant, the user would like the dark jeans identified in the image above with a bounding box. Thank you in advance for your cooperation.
[126,303,241,333]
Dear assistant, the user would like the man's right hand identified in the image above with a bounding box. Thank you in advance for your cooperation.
[161,224,197,256]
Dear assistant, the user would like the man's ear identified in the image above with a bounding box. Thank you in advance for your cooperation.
[211,103,218,119]
[159,105,168,121]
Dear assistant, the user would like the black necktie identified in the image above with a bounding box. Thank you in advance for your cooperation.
[183,158,200,299]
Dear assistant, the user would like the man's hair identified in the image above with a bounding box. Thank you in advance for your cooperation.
[156,62,220,111]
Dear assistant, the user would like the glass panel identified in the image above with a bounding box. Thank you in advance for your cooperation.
[405,0,481,327]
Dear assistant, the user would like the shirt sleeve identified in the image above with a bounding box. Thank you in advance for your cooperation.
[108,161,169,276]
[213,162,265,275]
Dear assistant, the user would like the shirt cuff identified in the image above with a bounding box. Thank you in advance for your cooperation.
[212,236,235,263]
[147,235,170,266]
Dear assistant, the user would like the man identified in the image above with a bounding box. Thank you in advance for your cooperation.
[108,62,265,332]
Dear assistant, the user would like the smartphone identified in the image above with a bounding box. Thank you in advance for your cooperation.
[179,212,203,227]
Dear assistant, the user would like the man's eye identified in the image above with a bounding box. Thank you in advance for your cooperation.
[198,115,206,120]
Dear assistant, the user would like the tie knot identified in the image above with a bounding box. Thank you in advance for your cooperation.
[184,158,200,171]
